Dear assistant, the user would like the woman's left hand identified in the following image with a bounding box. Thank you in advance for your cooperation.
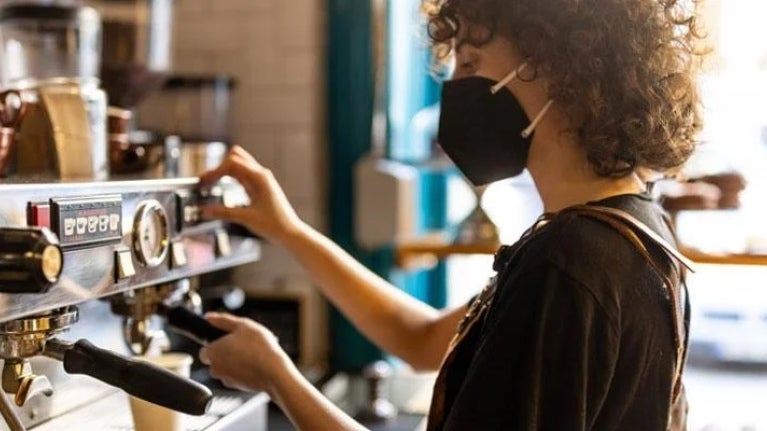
[198,312,293,395]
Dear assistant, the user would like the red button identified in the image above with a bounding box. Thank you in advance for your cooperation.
[28,203,51,228]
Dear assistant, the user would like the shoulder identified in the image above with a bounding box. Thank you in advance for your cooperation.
[528,209,652,281]
[505,208,658,322]
[488,252,622,343]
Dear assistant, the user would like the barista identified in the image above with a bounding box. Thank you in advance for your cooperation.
[198,0,703,429]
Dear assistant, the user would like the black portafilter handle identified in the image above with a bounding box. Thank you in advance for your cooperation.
[45,339,213,416]
[162,305,228,345]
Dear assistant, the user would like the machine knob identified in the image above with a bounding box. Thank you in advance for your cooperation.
[0,228,63,294]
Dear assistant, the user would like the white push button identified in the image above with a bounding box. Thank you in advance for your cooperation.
[76,217,87,234]
[171,240,188,268]
[184,205,201,225]
[64,218,76,236]
[115,249,136,281]
[214,229,231,258]
[87,216,98,233]
[99,215,109,232]
[110,214,120,232]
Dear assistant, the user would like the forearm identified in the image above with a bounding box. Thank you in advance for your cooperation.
[270,364,367,431]
[278,222,445,369]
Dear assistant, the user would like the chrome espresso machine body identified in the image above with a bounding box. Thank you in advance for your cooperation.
[0,178,268,430]
[0,1,270,429]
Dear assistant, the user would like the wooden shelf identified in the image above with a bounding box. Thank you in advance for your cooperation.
[395,235,767,268]
[680,247,767,266]
[395,233,498,269]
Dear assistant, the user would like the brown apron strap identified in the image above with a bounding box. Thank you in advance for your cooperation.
[562,205,690,405]
[564,205,696,272]
[426,277,499,431]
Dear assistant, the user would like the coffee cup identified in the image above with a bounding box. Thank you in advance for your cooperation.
[129,352,194,431]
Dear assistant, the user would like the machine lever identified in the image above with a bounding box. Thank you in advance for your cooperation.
[161,305,228,345]
[43,338,213,416]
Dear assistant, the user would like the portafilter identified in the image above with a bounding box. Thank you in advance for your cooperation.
[0,306,213,430]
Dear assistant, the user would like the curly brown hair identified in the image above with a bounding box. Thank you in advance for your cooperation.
[424,0,705,178]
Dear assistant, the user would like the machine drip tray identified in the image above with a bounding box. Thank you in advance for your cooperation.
[30,389,269,431]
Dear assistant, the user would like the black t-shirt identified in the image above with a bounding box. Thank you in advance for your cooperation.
[438,194,684,430]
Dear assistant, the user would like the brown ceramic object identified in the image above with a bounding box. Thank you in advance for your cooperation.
[0,128,16,177]
[109,133,164,175]
[107,106,132,135]
[0,90,26,129]
[0,91,27,178]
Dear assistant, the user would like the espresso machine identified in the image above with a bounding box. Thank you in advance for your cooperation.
[0,1,271,430]
[0,179,268,431]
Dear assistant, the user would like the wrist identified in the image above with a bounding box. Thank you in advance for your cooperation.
[275,218,313,248]
[265,357,303,406]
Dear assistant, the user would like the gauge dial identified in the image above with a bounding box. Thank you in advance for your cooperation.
[132,200,169,267]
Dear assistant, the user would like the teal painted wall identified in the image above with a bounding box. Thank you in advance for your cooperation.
[326,0,449,372]
[326,0,387,371]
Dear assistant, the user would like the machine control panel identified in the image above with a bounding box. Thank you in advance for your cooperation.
[175,189,225,232]
[0,179,260,321]
[49,195,123,248]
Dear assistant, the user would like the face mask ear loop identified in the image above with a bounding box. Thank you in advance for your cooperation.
[521,100,554,139]
[490,63,528,94]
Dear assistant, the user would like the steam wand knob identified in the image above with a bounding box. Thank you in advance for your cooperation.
[0,228,63,294]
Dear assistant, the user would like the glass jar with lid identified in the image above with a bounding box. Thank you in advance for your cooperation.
[0,3,102,89]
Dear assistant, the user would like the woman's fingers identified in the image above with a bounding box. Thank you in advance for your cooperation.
[205,312,244,332]
[230,145,262,167]
[199,347,211,365]
[197,313,289,394]
[197,145,298,243]
[199,156,251,191]
[200,153,269,198]
[199,204,252,225]
[198,148,240,187]
[198,147,265,193]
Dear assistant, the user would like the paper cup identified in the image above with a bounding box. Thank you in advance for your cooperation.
[129,353,194,431]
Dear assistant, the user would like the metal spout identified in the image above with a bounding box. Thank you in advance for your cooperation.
[1,360,53,407]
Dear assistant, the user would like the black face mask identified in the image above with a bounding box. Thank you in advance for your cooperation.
[437,67,551,186]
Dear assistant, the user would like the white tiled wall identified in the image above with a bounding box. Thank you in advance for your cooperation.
[172,0,327,287]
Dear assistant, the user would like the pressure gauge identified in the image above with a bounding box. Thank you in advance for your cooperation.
[132,200,169,267]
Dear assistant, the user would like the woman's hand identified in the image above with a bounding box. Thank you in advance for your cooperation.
[200,317,367,431]
[198,145,304,243]
[198,312,294,395]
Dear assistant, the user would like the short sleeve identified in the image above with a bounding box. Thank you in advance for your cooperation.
[442,260,621,431]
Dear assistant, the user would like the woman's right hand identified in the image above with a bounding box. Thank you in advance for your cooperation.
[198,146,304,243]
